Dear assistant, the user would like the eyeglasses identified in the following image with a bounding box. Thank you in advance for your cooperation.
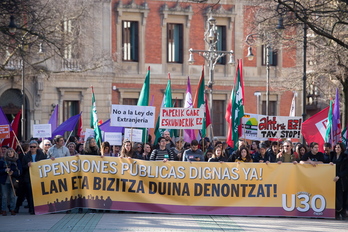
[30,146,37,148]
[284,145,290,147]
[137,147,142,149]
[45,144,51,146]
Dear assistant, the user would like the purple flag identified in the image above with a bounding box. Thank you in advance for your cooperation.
[332,88,341,144]
[99,119,124,133]
[52,113,81,138]
[0,107,11,131]
[183,77,196,143]
[48,104,59,132]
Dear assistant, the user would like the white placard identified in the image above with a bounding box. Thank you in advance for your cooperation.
[104,132,123,145]
[33,124,51,138]
[159,108,204,129]
[110,105,155,128]
[257,115,303,139]
[85,128,95,140]
[124,128,143,143]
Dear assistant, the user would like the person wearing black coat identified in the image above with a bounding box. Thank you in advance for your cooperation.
[329,142,348,220]
[20,140,47,214]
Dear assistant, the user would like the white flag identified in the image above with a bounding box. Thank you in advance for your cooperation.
[289,92,296,117]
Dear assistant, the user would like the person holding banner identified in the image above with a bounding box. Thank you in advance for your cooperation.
[300,142,325,165]
[140,143,152,160]
[182,140,204,162]
[39,139,52,158]
[329,143,348,220]
[83,137,101,156]
[120,140,136,158]
[235,147,253,163]
[101,142,112,157]
[67,142,78,156]
[150,137,174,161]
[47,135,70,159]
[276,140,298,164]
[208,146,228,162]
[252,143,267,163]
[295,144,307,162]
[22,140,47,214]
[0,148,21,216]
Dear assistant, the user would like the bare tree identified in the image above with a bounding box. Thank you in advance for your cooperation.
[249,0,348,126]
[0,0,115,79]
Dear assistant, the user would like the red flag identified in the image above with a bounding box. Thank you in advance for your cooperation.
[301,106,329,153]
[77,116,83,138]
[3,110,21,149]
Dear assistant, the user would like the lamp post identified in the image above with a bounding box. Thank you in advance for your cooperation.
[276,12,307,143]
[188,16,234,140]
[8,15,26,141]
[246,34,271,115]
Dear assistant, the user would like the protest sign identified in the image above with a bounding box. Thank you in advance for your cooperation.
[104,132,122,145]
[110,105,155,128]
[159,108,204,129]
[85,128,95,139]
[0,125,10,139]
[124,128,142,143]
[33,124,51,138]
[30,156,334,218]
[241,114,266,141]
[257,115,302,139]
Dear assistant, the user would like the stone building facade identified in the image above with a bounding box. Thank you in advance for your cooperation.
[0,0,301,141]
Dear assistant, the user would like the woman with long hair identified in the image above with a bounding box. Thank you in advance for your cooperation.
[329,142,348,220]
[235,147,253,163]
[296,144,308,161]
[101,141,112,156]
[83,137,100,156]
[209,146,228,162]
[0,148,22,216]
[120,140,136,158]
[39,139,52,158]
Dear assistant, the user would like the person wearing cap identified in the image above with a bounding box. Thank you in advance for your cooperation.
[171,137,184,161]
[21,140,47,214]
[47,135,70,159]
[182,140,204,162]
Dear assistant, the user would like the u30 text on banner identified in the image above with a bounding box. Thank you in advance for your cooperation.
[30,156,335,218]
[159,107,204,129]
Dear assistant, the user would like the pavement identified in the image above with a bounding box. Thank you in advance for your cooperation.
[1,207,348,232]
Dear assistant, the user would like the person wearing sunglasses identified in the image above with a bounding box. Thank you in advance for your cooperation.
[39,139,52,158]
[21,140,47,214]
[276,140,298,164]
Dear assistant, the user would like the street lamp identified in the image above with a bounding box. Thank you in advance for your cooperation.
[245,33,271,116]
[8,16,26,141]
[276,5,307,143]
[188,16,234,140]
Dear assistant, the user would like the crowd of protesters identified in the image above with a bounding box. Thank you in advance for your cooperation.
[0,131,347,220]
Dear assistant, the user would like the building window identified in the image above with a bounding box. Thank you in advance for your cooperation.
[212,100,225,136]
[216,26,227,64]
[261,45,277,66]
[172,99,183,107]
[123,98,138,105]
[167,23,183,63]
[262,101,277,116]
[122,21,139,61]
[63,101,80,135]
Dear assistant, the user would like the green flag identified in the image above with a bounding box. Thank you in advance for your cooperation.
[325,100,333,143]
[137,67,150,143]
[154,73,173,145]
[90,86,102,146]
[193,66,206,138]
[231,59,245,149]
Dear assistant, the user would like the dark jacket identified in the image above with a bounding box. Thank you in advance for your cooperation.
[330,152,348,191]
[0,159,22,185]
[22,149,47,183]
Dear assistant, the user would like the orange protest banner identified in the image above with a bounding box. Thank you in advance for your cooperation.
[0,124,10,139]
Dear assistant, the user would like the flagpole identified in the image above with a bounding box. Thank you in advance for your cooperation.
[65,130,74,146]
[13,131,25,156]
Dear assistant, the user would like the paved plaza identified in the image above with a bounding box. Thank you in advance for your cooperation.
[0,207,347,232]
